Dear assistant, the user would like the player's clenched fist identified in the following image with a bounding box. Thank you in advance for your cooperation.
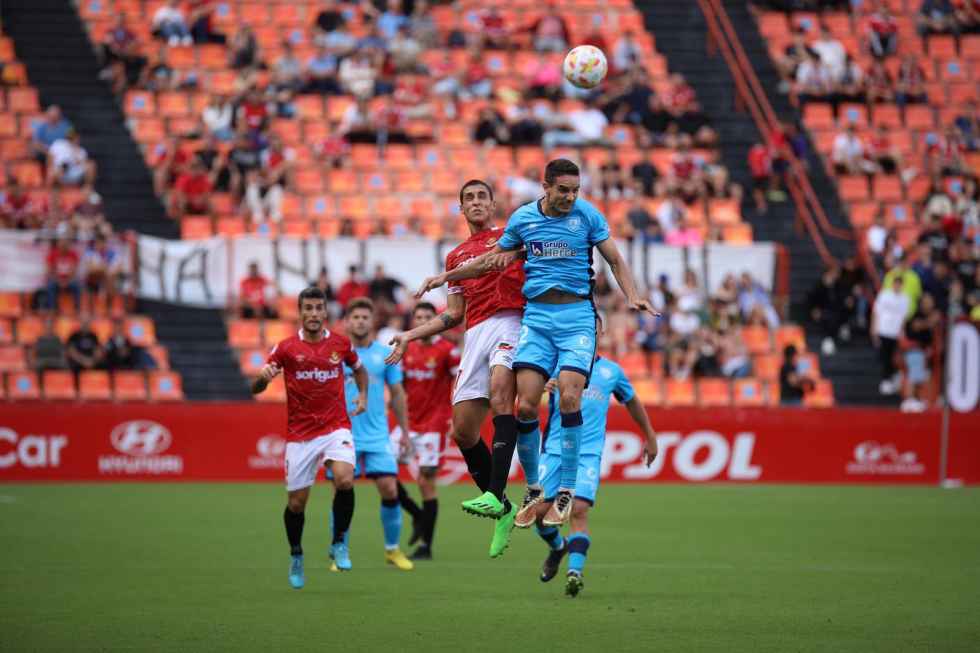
[259,363,281,382]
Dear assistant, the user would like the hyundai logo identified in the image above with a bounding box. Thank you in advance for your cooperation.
[110,420,172,456]
[256,435,286,459]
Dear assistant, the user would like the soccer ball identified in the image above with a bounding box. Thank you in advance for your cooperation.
[562,45,608,89]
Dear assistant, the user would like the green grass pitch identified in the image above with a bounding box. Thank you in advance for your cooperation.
[1,483,978,652]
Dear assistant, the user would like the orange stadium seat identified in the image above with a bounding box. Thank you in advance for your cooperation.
[228,320,262,348]
[741,326,772,355]
[78,370,112,401]
[733,379,766,407]
[147,345,170,370]
[664,379,696,407]
[0,293,23,318]
[754,353,781,381]
[54,316,79,342]
[264,320,293,345]
[0,345,27,372]
[7,371,40,399]
[256,374,286,402]
[113,371,148,401]
[697,379,732,407]
[181,217,213,239]
[774,325,806,352]
[42,370,76,400]
[149,371,184,401]
[804,379,835,407]
[239,349,267,375]
[124,317,156,347]
[15,316,44,345]
[632,378,663,406]
[0,318,12,344]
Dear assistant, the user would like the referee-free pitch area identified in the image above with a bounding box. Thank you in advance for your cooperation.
[1,483,978,653]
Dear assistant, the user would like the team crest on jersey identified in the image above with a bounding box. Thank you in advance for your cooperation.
[599,367,613,379]
[296,354,306,363]
[567,216,582,232]
[426,357,437,368]
[485,237,498,248]
[329,352,341,364]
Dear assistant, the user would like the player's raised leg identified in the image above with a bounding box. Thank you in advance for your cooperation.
[374,471,414,570]
[328,459,355,571]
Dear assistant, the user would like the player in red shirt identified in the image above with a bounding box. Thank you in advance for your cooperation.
[387,179,526,557]
[391,301,460,560]
[252,286,368,590]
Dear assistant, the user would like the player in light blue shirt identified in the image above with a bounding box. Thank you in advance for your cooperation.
[418,159,655,534]
[533,357,658,597]
[329,297,414,571]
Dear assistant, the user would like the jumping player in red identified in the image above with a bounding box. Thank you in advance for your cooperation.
[252,286,367,590]
[388,180,529,558]
[392,301,460,560]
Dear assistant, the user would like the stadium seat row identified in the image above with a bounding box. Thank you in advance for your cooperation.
[1,369,183,401]
[0,315,156,346]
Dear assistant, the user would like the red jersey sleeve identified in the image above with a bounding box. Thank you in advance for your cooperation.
[344,341,361,369]
[267,341,286,368]
[445,250,463,295]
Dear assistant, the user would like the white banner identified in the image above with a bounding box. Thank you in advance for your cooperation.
[0,230,51,292]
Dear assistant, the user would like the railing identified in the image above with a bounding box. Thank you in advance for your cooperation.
[695,0,837,269]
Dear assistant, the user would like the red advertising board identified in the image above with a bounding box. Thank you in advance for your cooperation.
[0,403,977,484]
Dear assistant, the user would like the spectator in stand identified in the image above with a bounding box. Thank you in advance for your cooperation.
[612,30,643,74]
[66,317,104,375]
[541,101,608,151]
[270,42,304,115]
[313,0,345,39]
[319,19,358,58]
[303,44,341,95]
[445,8,469,49]
[901,292,940,411]
[33,317,67,372]
[917,0,960,50]
[918,212,953,261]
[812,25,847,83]
[504,99,544,146]
[894,55,928,112]
[883,255,923,317]
[170,158,214,217]
[872,274,910,394]
[779,345,809,405]
[194,134,230,191]
[0,181,44,229]
[505,166,543,206]
[104,320,150,371]
[239,262,277,319]
[630,142,661,197]
[528,4,570,53]
[337,265,369,308]
[926,126,969,176]
[31,105,73,168]
[369,264,404,312]
[47,131,96,189]
[807,265,848,355]
[655,191,686,235]
[595,150,632,201]
[99,13,146,94]
[473,107,510,145]
[738,272,780,328]
[954,98,980,150]
[70,191,108,241]
[626,196,654,244]
[314,132,350,169]
[863,60,895,111]
[44,238,81,311]
[748,140,773,213]
[795,49,834,105]
[954,0,980,32]
[525,56,562,101]
[663,135,704,202]
[479,6,510,50]
[228,25,261,70]
[227,133,263,196]
[309,265,338,316]
[389,25,424,74]
[188,0,224,44]
[338,48,381,99]
[245,135,293,223]
[152,0,192,46]
[201,94,235,142]
[867,125,910,177]
[833,54,866,111]
[82,235,125,299]
[776,29,811,94]
[338,97,377,143]
[410,0,439,49]
[139,45,197,91]
[151,136,190,194]
[718,324,751,378]
[665,214,704,247]
[832,125,873,175]
[867,208,890,264]
[704,164,743,203]
[376,0,409,40]
[867,3,899,59]
[236,89,269,134]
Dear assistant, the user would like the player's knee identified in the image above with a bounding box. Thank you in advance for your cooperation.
[558,393,582,414]
[451,424,479,449]
[515,396,538,421]
[377,476,397,499]
[570,501,590,528]
[489,391,514,417]
[419,467,438,480]
[287,495,307,512]
[333,476,353,491]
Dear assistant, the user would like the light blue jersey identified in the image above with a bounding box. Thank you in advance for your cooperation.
[344,341,403,453]
[538,358,633,504]
[498,197,610,300]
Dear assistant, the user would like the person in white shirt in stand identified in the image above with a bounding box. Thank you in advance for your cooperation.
[152,0,192,46]
[47,131,97,188]
[541,102,608,151]
[811,26,847,83]
[832,125,874,175]
[871,275,910,395]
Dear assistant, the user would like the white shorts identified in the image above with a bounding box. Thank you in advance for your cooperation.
[453,310,521,404]
[285,429,356,491]
[390,427,443,468]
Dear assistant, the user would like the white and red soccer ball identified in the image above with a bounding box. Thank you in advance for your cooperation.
[562,45,608,89]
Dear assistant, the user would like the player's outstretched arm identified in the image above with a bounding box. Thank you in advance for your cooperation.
[624,395,658,466]
[386,294,466,364]
[251,363,280,395]
[596,239,659,316]
[414,246,523,298]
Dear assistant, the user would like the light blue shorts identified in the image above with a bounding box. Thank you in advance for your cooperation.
[539,452,601,506]
[513,300,597,381]
[325,448,398,479]
[905,349,929,385]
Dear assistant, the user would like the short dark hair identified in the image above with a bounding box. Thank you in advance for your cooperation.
[413,301,437,315]
[783,344,798,360]
[544,158,580,184]
[458,179,494,204]
[345,297,375,315]
[297,286,327,310]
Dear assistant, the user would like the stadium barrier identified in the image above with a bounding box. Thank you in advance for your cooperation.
[1,404,977,485]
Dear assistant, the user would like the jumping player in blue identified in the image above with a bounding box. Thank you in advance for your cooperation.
[535,356,658,597]
[332,297,415,571]
[417,159,656,534]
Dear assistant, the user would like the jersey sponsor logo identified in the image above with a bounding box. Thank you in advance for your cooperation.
[0,427,68,469]
[405,368,436,380]
[100,420,183,475]
[249,434,285,469]
[845,441,925,476]
[529,240,575,258]
[295,367,340,382]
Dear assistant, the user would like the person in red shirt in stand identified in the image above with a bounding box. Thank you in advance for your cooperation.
[239,261,278,319]
[748,141,773,214]
[386,180,526,556]
[152,136,191,195]
[236,89,269,135]
[253,286,368,590]
[45,238,81,311]
[0,181,46,229]
[170,158,213,217]
[867,3,899,59]
[391,301,460,560]
[336,265,370,308]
